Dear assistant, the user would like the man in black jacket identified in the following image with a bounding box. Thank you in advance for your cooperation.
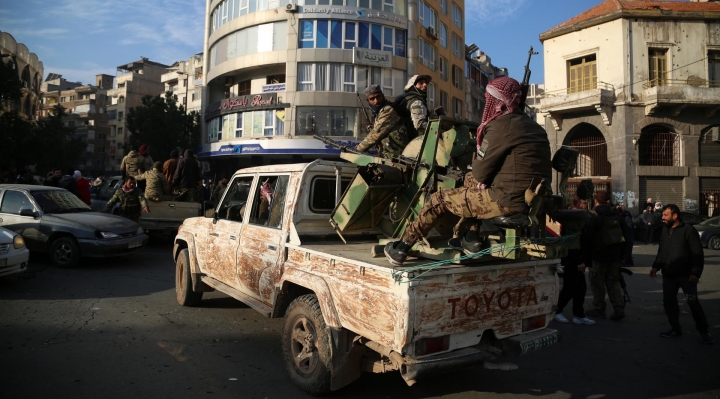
[172,149,200,202]
[650,204,713,344]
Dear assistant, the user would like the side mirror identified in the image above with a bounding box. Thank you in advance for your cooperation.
[19,208,38,218]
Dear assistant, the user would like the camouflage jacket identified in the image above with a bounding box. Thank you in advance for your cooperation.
[408,97,428,135]
[104,188,148,214]
[135,169,169,201]
[356,104,409,158]
[120,151,145,179]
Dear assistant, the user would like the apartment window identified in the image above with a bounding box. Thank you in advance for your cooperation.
[648,48,669,87]
[451,33,462,59]
[69,95,75,101]
[60,97,66,102]
[238,80,251,96]
[418,1,438,31]
[98,147,105,153]
[192,93,197,101]
[452,97,463,118]
[118,96,125,103]
[296,106,357,137]
[710,51,720,88]
[267,74,286,84]
[427,82,436,110]
[440,90,448,111]
[298,20,407,57]
[452,65,463,90]
[118,111,124,120]
[210,21,288,69]
[118,127,123,137]
[297,63,357,92]
[440,0,447,14]
[567,54,597,93]
[418,39,436,70]
[452,3,463,29]
[439,23,447,48]
[367,67,402,96]
[439,57,448,81]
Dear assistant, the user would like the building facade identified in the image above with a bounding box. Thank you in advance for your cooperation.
[0,30,44,120]
[463,48,507,124]
[106,58,170,172]
[200,0,465,174]
[40,74,113,176]
[162,53,205,113]
[538,0,720,216]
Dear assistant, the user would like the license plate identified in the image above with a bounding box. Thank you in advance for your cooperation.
[0,258,6,266]
[520,333,558,353]
[128,241,143,249]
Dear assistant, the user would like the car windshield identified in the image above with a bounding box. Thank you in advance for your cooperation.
[699,216,720,227]
[31,190,92,214]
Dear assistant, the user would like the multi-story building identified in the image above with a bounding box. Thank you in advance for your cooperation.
[106,58,170,172]
[161,53,205,113]
[538,0,720,216]
[200,0,465,174]
[0,30,43,120]
[524,83,544,122]
[40,74,114,176]
[463,47,507,123]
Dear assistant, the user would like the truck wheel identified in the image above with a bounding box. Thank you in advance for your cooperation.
[50,237,80,268]
[176,248,202,306]
[282,294,332,395]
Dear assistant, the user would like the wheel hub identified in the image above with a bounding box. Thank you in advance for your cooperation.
[55,244,72,263]
[290,317,318,375]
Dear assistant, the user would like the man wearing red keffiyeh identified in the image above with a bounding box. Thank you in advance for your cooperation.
[384,77,553,266]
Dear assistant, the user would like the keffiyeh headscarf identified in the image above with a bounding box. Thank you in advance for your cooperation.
[477,77,522,154]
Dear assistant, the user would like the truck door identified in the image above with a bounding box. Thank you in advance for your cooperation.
[237,174,290,304]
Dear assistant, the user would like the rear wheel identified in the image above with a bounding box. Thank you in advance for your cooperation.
[175,248,202,306]
[49,237,80,268]
[710,236,720,250]
[282,294,332,395]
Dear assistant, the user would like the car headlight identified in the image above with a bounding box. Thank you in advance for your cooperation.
[98,231,119,239]
[137,226,144,235]
[13,235,25,249]
[699,230,704,237]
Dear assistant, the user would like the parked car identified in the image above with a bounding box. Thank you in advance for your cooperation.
[680,211,708,226]
[0,226,29,277]
[696,216,720,250]
[0,185,149,267]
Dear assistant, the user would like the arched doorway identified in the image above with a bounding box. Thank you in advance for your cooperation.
[638,124,680,166]
[562,123,612,198]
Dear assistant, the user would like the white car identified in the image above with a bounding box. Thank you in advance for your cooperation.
[0,226,29,277]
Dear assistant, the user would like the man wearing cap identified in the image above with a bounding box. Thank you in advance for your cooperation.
[355,85,409,158]
[135,161,170,201]
[394,75,431,137]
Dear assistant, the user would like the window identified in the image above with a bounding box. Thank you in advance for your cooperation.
[711,52,720,88]
[210,21,288,69]
[309,177,351,213]
[118,111,124,120]
[296,106,357,136]
[267,74,286,84]
[217,175,254,222]
[452,65,463,90]
[297,63,356,92]
[440,0,447,14]
[211,0,295,32]
[439,57,448,81]
[60,97,66,102]
[366,67,402,96]
[427,82,436,110]
[70,95,75,101]
[452,97,463,118]
[238,80,251,95]
[418,1,437,31]
[439,23,447,48]
[451,3,462,28]
[418,39,436,70]
[298,20,406,56]
[567,54,597,93]
[249,175,289,229]
[117,127,123,137]
[451,33,462,59]
[440,90,448,111]
[649,48,667,87]
[0,191,34,215]
[118,96,125,103]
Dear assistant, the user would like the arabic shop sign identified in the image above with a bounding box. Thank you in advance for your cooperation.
[262,83,286,93]
[204,93,278,120]
[299,6,407,29]
[353,48,392,68]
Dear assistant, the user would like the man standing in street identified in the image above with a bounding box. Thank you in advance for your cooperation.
[355,85,409,158]
[73,170,91,205]
[583,191,630,321]
[164,150,180,184]
[650,204,713,344]
[172,149,201,202]
[641,205,655,244]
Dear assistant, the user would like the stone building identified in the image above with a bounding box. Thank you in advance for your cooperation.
[161,53,204,113]
[199,0,466,173]
[0,30,43,120]
[538,0,720,216]
[463,47,507,124]
[106,58,170,172]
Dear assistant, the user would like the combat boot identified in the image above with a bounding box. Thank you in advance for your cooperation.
[384,241,411,266]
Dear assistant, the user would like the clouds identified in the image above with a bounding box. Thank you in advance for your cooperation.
[465,0,529,22]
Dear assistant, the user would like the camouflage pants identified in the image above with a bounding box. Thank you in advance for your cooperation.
[401,185,512,244]
[120,205,141,223]
[378,130,410,159]
[453,173,482,238]
[174,187,199,203]
[589,260,625,312]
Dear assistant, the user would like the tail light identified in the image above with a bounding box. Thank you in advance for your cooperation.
[415,335,450,356]
[522,314,546,332]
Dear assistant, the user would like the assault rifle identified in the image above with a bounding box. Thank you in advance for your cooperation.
[519,46,539,111]
[356,92,372,130]
[314,135,364,155]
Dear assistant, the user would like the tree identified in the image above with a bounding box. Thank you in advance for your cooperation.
[32,106,86,173]
[126,92,201,162]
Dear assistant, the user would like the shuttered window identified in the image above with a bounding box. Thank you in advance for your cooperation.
[567,54,597,94]
[649,48,667,87]
[639,177,683,208]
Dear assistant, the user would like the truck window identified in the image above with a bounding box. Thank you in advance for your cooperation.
[309,177,351,213]
[249,175,289,229]
[217,176,254,222]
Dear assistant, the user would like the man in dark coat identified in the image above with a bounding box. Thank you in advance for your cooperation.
[641,206,655,244]
[650,204,713,344]
[172,149,200,202]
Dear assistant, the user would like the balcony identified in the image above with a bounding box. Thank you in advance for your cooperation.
[641,79,720,117]
[538,82,615,131]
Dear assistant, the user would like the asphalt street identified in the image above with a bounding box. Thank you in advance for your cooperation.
[1,239,719,399]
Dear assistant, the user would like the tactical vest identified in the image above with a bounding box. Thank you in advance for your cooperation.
[393,92,425,139]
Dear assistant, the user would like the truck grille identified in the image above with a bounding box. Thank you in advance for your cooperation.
[0,244,9,255]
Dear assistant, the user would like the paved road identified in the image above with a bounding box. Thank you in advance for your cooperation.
[1,240,719,399]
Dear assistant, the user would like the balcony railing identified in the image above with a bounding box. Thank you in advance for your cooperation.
[540,81,614,98]
[643,78,720,89]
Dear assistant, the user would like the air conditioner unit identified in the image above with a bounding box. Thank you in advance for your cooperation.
[426,26,437,39]
[286,3,298,12]
[224,77,234,87]
[711,126,720,142]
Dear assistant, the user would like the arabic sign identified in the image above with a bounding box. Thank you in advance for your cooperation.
[204,93,279,120]
[353,48,392,68]
[262,83,286,93]
[298,6,407,29]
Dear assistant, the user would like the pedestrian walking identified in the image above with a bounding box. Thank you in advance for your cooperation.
[619,205,634,266]
[650,204,714,344]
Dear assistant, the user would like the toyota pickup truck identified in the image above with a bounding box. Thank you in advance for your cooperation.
[173,160,560,395]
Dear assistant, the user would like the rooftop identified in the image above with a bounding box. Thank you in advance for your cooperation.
[116,57,171,72]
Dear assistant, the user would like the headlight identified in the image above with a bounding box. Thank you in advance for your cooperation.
[699,230,704,237]
[98,231,119,239]
[137,226,144,235]
[13,235,25,249]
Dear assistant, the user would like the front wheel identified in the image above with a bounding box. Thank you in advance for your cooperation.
[282,294,332,395]
[50,237,80,268]
[709,236,720,250]
[175,248,202,306]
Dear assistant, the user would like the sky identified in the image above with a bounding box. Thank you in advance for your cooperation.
[1,0,604,86]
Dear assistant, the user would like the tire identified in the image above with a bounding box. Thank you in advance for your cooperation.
[175,248,203,306]
[710,236,720,250]
[49,237,80,268]
[282,294,332,395]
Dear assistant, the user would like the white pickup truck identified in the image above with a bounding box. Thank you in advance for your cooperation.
[173,160,560,394]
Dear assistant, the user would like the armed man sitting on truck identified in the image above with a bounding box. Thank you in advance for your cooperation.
[135,161,170,202]
[354,85,409,158]
[384,77,553,265]
[393,75,431,137]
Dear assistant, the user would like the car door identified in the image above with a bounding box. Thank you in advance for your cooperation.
[201,175,255,286]
[0,189,43,251]
[237,174,292,304]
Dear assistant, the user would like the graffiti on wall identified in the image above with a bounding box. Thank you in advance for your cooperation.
[613,192,625,206]
[685,199,699,214]
[626,191,636,209]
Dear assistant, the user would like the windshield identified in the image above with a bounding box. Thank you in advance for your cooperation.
[699,216,720,227]
[31,190,92,214]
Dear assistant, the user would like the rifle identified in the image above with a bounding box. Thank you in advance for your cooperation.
[314,135,363,155]
[519,46,539,110]
[356,92,372,129]
[619,267,633,303]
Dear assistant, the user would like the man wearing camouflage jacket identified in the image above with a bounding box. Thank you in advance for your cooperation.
[393,75,431,137]
[103,176,150,222]
[135,161,170,201]
[355,85,409,158]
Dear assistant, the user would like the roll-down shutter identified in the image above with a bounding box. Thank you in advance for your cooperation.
[639,177,684,208]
